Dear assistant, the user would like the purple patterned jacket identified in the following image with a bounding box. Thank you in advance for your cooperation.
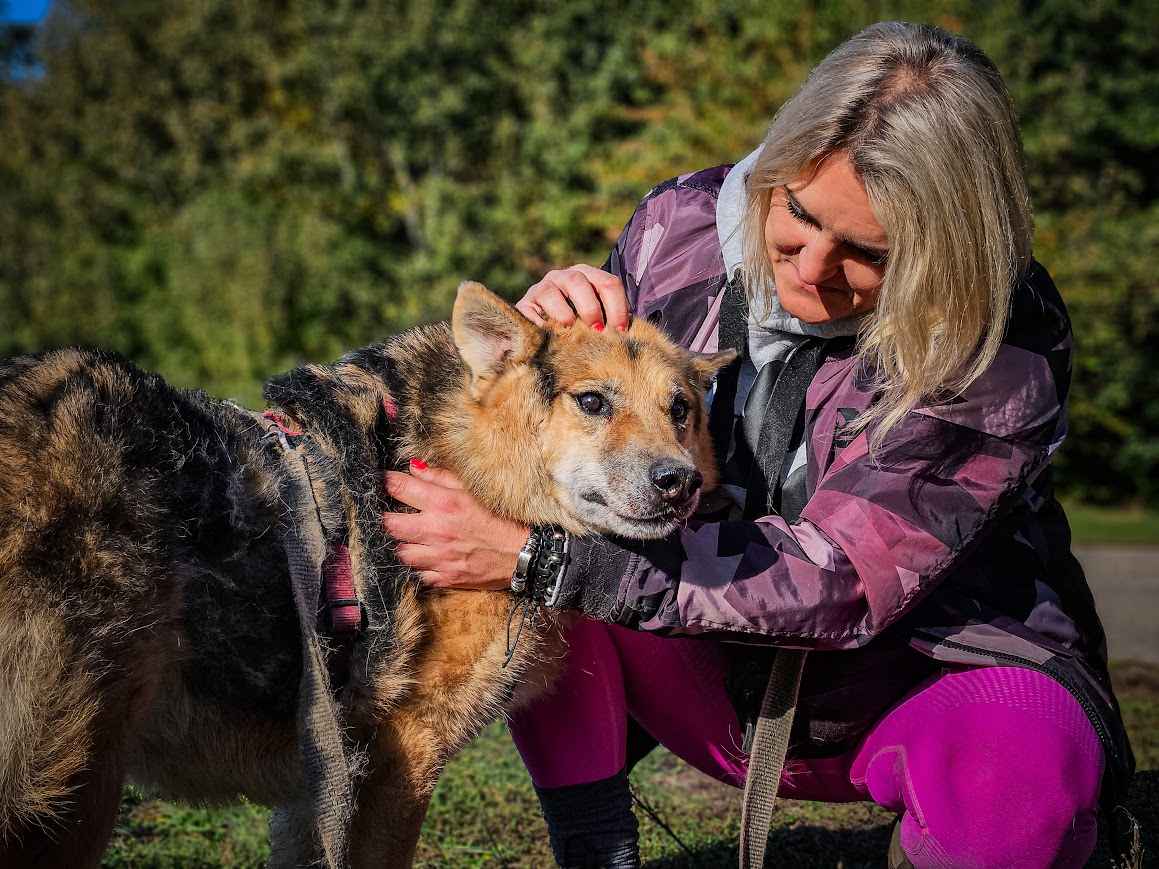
[552,164,1134,801]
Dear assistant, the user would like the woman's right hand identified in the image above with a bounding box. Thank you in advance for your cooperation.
[516,264,630,331]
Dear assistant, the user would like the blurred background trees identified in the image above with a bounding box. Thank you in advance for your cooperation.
[1,0,1155,505]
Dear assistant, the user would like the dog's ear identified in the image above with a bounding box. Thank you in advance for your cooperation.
[689,348,738,385]
[452,281,543,384]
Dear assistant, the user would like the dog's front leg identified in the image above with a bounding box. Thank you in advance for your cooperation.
[346,721,441,869]
[349,779,432,869]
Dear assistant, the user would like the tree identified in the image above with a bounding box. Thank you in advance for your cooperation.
[0,0,1154,502]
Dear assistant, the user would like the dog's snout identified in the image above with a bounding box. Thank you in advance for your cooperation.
[649,461,702,503]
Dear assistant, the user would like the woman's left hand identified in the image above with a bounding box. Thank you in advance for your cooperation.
[383,460,530,591]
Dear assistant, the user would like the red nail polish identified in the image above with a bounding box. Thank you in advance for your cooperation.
[410,458,428,470]
[616,323,628,332]
[593,322,605,332]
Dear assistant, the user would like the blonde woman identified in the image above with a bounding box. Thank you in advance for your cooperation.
[384,21,1136,868]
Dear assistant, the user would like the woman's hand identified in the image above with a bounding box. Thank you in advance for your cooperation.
[516,264,630,331]
[383,460,530,591]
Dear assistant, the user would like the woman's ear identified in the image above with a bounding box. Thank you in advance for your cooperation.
[452,281,544,386]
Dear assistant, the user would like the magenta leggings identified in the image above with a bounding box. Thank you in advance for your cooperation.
[510,619,1104,869]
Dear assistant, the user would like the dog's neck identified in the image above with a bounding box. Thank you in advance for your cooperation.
[262,321,575,537]
[380,324,575,531]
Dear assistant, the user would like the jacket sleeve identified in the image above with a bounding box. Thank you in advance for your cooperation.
[602,199,643,310]
[600,170,730,329]
[554,323,1073,650]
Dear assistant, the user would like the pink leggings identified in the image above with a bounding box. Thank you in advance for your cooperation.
[510,619,1104,869]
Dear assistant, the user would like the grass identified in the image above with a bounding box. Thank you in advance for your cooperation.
[103,660,1159,868]
[1064,499,1159,546]
[97,501,1155,866]
[103,795,269,868]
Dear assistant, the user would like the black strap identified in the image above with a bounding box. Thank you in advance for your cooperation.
[718,271,749,354]
[708,273,749,466]
[743,337,825,519]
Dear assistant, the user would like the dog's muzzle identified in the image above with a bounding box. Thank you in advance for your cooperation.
[648,459,703,510]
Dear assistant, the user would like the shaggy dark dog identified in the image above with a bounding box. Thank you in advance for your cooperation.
[0,282,732,867]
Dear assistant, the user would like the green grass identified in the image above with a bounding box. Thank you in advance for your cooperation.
[1064,500,1159,546]
[103,793,269,868]
[103,660,1159,868]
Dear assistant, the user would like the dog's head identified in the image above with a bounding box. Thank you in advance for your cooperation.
[451,282,734,539]
[263,282,733,540]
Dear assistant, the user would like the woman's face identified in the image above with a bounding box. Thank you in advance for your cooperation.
[764,151,889,324]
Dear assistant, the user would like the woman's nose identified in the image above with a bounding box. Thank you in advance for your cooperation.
[796,237,840,286]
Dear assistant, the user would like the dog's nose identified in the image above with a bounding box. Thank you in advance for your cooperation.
[649,461,703,503]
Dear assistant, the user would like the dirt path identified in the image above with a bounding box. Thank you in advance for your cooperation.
[1076,545,1159,663]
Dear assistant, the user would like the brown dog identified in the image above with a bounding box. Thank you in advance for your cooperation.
[0,282,733,867]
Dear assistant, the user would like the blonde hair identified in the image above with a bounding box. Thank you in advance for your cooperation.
[742,21,1032,444]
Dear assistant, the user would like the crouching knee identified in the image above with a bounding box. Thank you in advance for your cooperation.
[902,705,1104,868]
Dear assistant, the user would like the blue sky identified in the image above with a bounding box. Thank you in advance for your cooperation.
[2,0,52,23]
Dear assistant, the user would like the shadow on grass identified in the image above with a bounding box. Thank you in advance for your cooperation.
[1098,769,1157,865]
[645,771,1157,869]
[644,821,893,868]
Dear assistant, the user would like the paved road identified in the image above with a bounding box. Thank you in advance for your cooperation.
[1077,545,1159,663]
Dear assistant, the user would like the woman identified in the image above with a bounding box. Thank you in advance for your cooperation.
[383,21,1136,869]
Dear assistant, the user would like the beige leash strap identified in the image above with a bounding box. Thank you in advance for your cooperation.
[738,648,807,869]
[256,411,354,869]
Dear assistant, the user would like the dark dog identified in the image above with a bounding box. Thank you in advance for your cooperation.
[0,282,733,867]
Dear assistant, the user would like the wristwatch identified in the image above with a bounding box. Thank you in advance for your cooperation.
[510,525,570,606]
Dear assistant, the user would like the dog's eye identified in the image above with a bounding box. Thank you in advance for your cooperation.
[670,396,690,425]
[576,392,608,416]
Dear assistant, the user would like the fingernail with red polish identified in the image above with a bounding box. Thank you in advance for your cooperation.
[593,322,605,332]
[616,324,628,332]
[410,458,428,471]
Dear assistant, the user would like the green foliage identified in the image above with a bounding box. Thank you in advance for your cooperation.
[1,0,1155,500]
[1042,206,1159,505]
[974,0,1159,505]
[0,0,643,402]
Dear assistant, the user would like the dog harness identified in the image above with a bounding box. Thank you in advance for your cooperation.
[262,410,365,642]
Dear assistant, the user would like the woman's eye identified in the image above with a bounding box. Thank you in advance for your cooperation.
[577,392,607,416]
[785,191,814,226]
[851,244,889,266]
[670,397,690,425]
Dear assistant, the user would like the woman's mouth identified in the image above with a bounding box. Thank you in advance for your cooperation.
[788,263,847,298]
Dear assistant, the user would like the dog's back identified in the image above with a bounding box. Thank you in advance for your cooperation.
[0,349,170,844]
[0,348,300,853]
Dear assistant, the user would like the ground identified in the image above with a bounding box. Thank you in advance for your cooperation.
[102,658,1158,868]
[101,502,1159,868]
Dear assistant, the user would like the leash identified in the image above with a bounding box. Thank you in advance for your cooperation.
[628,783,698,864]
[254,409,360,869]
[263,411,365,644]
[737,649,806,869]
[735,333,816,869]
[502,593,535,668]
